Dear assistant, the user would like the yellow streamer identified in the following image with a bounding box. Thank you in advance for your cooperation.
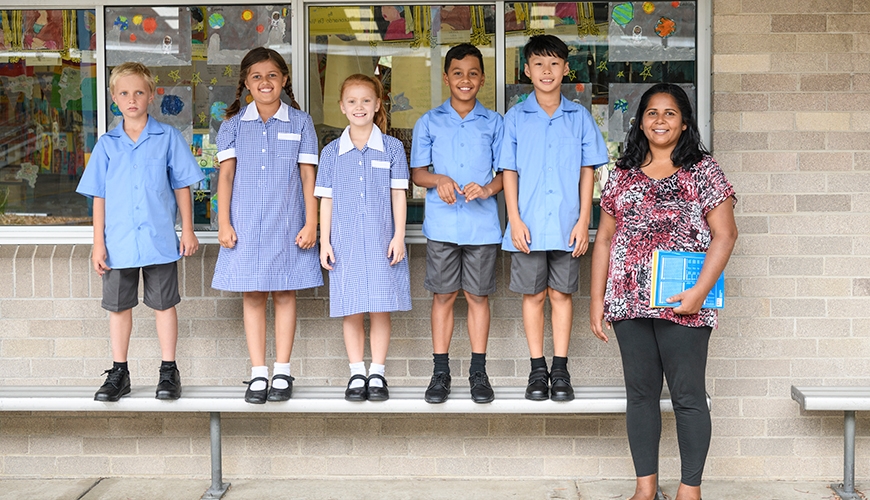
[470,6,491,46]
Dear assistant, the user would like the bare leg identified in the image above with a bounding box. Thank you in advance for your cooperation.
[548,288,572,357]
[675,483,701,500]
[272,290,297,364]
[368,312,391,365]
[243,291,268,366]
[109,309,133,362]
[153,306,178,361]
[464,291,490,354]
[343,313,366,363]
[431,292,458,353]
[522,291,546,358]
[629,474,658,500]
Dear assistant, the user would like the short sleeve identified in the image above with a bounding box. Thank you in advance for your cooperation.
[298,112,319,165]
[215,116,237,163]
[490,114,505,171]
[579,109,610,169]
[497,109,518,172]
[389,137,410,190]
[76,139,108,199]
[314,141,336,198]
[409,114,433,169]
[599,167,622,216]
[167,128,205,189]
[694,156,737,216]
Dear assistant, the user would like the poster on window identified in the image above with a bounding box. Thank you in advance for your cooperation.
[107,85,194,142]
[105,7,193,66]
[206,6,291,65]
[608,82,694,140]
[608,1,695,62]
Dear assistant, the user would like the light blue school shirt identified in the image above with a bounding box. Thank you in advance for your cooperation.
[497,91,609,252]
[411,99,504,245]
[77,116,204,269]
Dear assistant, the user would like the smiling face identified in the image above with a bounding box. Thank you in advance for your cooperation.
[339,83,380,128]
[443,55,484,105]
[640,92,687,151]
[524,53,569,95]
[111,73,153,121]
[244,59,287,108]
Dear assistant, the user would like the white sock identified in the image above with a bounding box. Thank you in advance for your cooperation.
[349,362,366,389]
[250,366,268,391]
[368,363,385,388]
[272,362,291,389]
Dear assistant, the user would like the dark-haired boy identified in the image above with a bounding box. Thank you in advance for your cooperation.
[411,43,504,404]
[499,35,608,401]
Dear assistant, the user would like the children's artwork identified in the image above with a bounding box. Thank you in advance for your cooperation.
[1,74,35,103]
[76,10,97,51]
[22,10,63,50]
[207,85,238,137]
[58,67,84,111]
[105,7,192,66]
[435,6,471,44]
[206,6,290,65]
[505,83,592,112]
[106,85,194,142]
[608,82,694,141]
[608,1,695,62]
[376,6,413,41]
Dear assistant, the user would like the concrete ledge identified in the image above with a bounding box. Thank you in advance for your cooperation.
[792,386,870,411]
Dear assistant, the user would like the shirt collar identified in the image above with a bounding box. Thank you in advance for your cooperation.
[521,91,579,117]
[105,115,164,138]
[435,99,489,120]
[338,125,385,155]
[241,101,291,122]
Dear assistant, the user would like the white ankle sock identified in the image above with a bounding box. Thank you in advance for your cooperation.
[272,362,291,389]
[368,363,385,388]
[349,362,366,389]
[250,366,268,391]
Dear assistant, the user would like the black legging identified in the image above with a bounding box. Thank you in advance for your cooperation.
[613,318,711,487]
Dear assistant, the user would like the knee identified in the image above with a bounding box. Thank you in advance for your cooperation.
[547,289,571,305]
[244,291,268,306]
[271,290,295,305]
[463,291,488,307]
[433,292,459,307]
[524,291,546,306]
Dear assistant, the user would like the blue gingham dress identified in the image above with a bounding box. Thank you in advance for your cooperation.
[211,102,324,292]
[314,126,411,317]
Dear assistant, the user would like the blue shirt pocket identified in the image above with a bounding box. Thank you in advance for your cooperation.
[276,132,301,160]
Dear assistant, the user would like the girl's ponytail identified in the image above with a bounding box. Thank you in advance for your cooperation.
[284,79,301,110]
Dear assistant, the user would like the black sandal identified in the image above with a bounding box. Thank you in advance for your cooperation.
[345,374,368,401]
[366,374,389,401]
[267,374,294,402]
[243,377,269,404]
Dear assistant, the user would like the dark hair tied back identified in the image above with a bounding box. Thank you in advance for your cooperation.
[224,47,297,119]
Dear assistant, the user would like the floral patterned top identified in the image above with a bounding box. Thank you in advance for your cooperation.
[599,155,736,328]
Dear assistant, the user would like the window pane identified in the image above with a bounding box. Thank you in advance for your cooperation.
[0,9,98,225]
[308,5,497,225]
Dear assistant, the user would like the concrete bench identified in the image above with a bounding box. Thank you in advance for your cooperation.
[791,386,870,500]
[1,385,704,500]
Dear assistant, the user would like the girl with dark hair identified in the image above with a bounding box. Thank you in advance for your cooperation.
[590,83,738,500]
[212,47,323,404]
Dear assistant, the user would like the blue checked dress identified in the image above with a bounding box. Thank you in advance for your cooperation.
[314,126,411,317]
[211,102,324,292]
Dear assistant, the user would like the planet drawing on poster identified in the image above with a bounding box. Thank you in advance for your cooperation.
[209,13,225,29]
[210,101,227,122]
[612,3,634,27]
[161,94,184,116]
[642,2,655,14]
[655,17,676,38]
[110,102,122,116]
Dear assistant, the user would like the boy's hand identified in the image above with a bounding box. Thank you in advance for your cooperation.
[320,242,335,270]
[668,287,706,316]
[435,175,462,205]
[92,243,111,276]
[463,182,492,202]
[296,223,316,250]
[387,236,406,265]
[179,229,199,256]
[218,224,237,249]
[569,222,590,257]
[510,218,531,254]
[589,299,610,343]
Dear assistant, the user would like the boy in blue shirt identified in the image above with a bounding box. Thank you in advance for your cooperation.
[499,35,609,402]
[411,44,504,404]
[77,62,204,402]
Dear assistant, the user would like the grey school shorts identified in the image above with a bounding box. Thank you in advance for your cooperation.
[509,250,580,295]
[423,240,498,296]
[101,261,181,312]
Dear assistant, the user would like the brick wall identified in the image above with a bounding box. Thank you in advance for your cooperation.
[1,0,869,483]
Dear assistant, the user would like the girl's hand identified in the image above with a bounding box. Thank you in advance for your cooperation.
[510,218,531,254]
[589,299,609,343]
[320,242,335,270]
[388,236,405,265]
[569,222,590,257]
[669,287,706,315]
[179,229,199,257]
[92,243,111,276]
[435,175,461,205]
[463,182,492,202]
[218,224,237,249]
[296,223,316,250]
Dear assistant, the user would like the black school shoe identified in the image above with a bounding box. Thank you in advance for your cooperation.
[267,374,294,402]
[468,371,494,404]
[424,372,451,404]
[345,374,368,401]
[525,367,549,401]
[549,368,575,402]
[243,377,269,404]
[366,374,389,401]
[94,367,131,402]
[155,365,182,400]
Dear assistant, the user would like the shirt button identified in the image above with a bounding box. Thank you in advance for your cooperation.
[133,165,137,169]
[460,143,464,147]
[360,193,364,197]
[461,124,465,128]
[548,167,552,171]
[460,164,464,168]
[360,177,363,181]
[263,131,266,135]
[262,166,266,170]
[262,149,266,153]
[359,161,362,166]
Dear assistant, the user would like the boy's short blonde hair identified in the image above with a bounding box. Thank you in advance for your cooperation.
[109,62,156,94]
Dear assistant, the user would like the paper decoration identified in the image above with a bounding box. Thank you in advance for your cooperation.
[107,85,194,142]
[608,1,695,62]
[105,7,192,66]
[608,82,695,140]
[207,85,237,137]
[206,6,290,65]
[23,10,63,50]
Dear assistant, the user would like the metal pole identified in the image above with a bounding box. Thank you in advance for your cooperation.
[831,410,861,500]
[201,412,230,500]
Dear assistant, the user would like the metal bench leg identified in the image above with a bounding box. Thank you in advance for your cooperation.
[655,486,666,500]
[201,412,230,500]
[832,410,861,500]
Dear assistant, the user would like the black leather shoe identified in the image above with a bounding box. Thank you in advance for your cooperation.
[424,372,451,404]
[468,371,494,404]
[267,374,294,402]
[155,365,182,400]
[94,367,131,402]
[243,377,269,404]
[345,374,368,401]
[549,368,574,402]
[525,367,549,401]
[366,374,389,401]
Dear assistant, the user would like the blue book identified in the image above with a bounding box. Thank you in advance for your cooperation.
[650,250,725,309]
